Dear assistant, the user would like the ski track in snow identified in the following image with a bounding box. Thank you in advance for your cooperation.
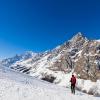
[0,67,100,100]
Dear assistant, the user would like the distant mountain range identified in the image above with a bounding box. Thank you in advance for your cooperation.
[0,32,100,83]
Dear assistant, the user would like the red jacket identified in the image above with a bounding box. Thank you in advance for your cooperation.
[70,76,76,85]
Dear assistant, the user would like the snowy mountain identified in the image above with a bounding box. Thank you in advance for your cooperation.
[0,32,100,85]
[0,51,38,67]
[0,66,100,100]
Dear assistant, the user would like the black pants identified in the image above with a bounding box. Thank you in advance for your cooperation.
[71,84,75,94]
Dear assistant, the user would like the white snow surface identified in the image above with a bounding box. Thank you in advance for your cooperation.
[96,40,100,42]
[0,67,100,100]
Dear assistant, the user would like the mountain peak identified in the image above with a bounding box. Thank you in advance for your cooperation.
[69,32,88,43]
[73,32,84,39]
[76,32,83,36]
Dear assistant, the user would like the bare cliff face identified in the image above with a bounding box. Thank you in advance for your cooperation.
[74,40,100,81]
[0,32,100,82]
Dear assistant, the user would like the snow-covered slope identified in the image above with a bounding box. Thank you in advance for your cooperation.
[0,67,100,100]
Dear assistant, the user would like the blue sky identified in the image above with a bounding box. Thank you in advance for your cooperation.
[0,0,100,59]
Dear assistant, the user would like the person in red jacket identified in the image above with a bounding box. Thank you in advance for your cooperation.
[70,74,76,94]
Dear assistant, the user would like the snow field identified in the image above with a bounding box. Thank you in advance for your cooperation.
[0,67,100,100]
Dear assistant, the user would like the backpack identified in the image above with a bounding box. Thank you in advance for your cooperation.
[71,76,76,85]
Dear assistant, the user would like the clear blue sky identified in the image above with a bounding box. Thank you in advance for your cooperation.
[0,0,100,59]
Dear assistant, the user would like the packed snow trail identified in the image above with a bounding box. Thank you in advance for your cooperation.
[0,67,99,100]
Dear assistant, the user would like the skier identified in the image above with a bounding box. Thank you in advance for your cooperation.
[70,74,76,94]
